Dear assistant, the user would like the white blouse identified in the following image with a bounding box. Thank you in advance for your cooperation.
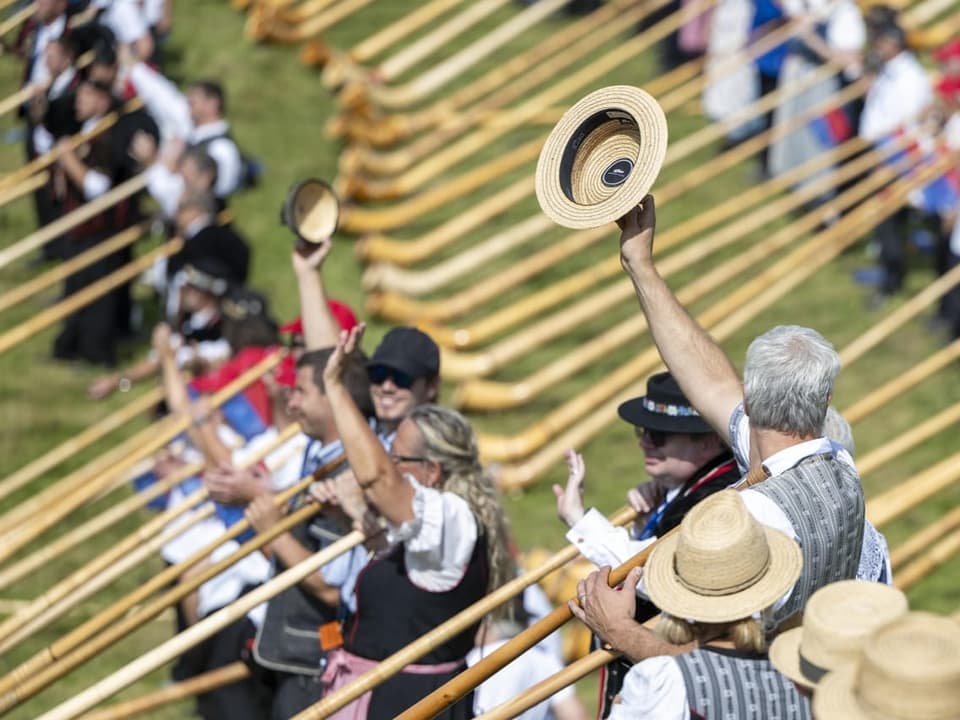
[385,476,479,592]
[608,656,688,720]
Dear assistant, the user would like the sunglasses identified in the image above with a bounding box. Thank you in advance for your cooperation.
[367,365,417,390]
[634,426,674,448]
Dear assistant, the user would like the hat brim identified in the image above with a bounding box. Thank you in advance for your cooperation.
[812,668,874,720]
[536,85,667,229]
[617,398,714,434]
[645,527,802,624]
[283,179,340,242]
[768,628,818,690]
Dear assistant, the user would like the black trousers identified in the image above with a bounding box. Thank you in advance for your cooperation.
[271,672,326,720]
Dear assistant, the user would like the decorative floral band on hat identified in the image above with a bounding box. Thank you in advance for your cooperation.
[617,372,714,434]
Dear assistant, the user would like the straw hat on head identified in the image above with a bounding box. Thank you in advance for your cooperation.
[644,490,801,624]
[282,178,340,244]
[769,580,908,690]
[535,85,667,229]
[814,611,960,720]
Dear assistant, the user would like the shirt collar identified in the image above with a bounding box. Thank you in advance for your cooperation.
[191,120,230,142]
[761,437,835,476]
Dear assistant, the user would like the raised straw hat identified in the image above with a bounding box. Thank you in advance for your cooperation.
[282,178,340,244]
[769,580,908,690]
[813,611,960,720]
[644,490,802,624]
[535,85,667,229]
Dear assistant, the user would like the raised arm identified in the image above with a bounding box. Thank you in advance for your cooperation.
[618,197,743,442]
[323,325,416,527]
[292,242,343,350]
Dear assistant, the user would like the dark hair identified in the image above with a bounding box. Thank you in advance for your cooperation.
[90,41,118,72]
[181,148,219,186]
[297,349,375,420]
[178,190,217,217]
[190,80,226,115]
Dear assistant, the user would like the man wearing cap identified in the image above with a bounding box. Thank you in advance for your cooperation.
[554,372,739,717]
[293,240,441,439]
[571,196,880,664]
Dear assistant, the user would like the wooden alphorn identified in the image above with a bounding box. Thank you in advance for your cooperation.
[0,424,302,649]
[493,157,951,486]
[0,351,283,565]
[0,174,149,271]
[866,447,960,528]
[0,2,34,38]
[896,524,960,590]
[454,139,894,407]
[245,0,374,43]
[0,234,176,355]
[891,503,960,570]
[0,169,49,209]
[295,507,637,718]
[0,386,163,504]
[0,454,344,707]
[0,222,148,314]
[0,98,144,191]
[79,661,251,720]
[28,531,366,720]
[395,467,771,720]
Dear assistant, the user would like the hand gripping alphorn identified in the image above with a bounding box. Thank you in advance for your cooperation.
[27,531,366,720]
[0,350,283,565]
[290,507,636,718]
[0,452,346,710]
[0,386,164,505]
[0,173,149,271]
[0,423,303,651]
[493,156,953,488]
[451,136,894,408]
[0,234,176,356]
[393,469,770,720]
[341,0,712,201]
[0,98,144,192]
[79,661,251,720]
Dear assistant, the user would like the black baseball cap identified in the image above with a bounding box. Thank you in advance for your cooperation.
[368,327,440,380]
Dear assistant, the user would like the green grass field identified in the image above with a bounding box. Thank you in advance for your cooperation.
[1,0,959,716]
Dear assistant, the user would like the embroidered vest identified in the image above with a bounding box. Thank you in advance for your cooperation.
[752,453,864,625]
[674,647,812,719]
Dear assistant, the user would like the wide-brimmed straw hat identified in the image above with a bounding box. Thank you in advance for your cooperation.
[535,85,667,229]
[645,490,801,624]
[769,580,908,690]
[282,178,340,243]
[814,611,960,720]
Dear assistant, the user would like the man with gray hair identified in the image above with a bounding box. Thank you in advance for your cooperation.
[571,197,888,664]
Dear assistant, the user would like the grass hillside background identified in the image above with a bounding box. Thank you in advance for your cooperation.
[1,0,959,716]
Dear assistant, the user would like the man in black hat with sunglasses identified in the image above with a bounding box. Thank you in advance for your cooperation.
[554,371,738,718]
[366,326,440,438]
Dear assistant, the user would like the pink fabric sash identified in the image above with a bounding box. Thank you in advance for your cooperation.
[320,648,465,720]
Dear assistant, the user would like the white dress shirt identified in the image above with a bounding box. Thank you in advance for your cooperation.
[189,120,243,198]
[26,15,66,87]
[859,51,933,142]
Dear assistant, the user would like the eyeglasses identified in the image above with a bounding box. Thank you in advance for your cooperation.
[368,365,417,390]
[634,427,673,448]
[389,453,429,465]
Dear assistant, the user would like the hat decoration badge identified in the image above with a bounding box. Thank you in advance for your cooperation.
[536,85,668,229]
[282,178,341,249]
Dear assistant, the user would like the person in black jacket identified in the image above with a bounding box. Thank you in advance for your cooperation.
[553,371,739,718]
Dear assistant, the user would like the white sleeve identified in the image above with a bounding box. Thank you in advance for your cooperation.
[728,403,752,475]
[609,657,688,720]
[386,476,479,592]
[32,125,54,155]
[826,4,866,51]
[566,508,656,569]
[105,3,149,43]
[83,170,112,200]
[206,137,243,197]
[129,63,192,141]
[146,162,184,219]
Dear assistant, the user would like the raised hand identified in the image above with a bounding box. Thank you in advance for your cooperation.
[291,239,333,272]
[616,194,657,275]
[552,448,587,528]
[322,323,365,388]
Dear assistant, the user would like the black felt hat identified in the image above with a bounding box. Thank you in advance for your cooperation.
[617,372,713,434]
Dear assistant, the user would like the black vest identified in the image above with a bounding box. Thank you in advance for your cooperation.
[345,529,488,665]
[253,512,346,676]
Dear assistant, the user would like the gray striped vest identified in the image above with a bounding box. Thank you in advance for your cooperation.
[752,453,865,625]
[674,647,812,720]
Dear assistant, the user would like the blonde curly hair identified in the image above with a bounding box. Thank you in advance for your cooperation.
[407,405,516,615]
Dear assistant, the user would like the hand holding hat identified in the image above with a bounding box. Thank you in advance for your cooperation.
[617,194,657,277]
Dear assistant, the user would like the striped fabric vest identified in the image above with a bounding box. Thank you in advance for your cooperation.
[674,647,812,720]
[752,453,865,625]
